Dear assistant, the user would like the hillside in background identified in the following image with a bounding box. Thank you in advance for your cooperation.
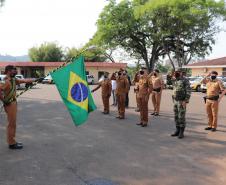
[0,54,30,62]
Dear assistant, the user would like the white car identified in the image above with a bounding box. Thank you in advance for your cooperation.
[42,75,54,84]
[86,75,94,85]
[0,74,6,82]
[222,78,226,88]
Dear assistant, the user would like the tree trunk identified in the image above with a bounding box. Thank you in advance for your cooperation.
[167,53,176,72]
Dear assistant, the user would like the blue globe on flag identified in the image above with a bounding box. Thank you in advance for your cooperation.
[71,82,88,102]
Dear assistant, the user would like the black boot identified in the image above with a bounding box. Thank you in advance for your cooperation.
[178,127,185,139]
[171,126,180,137]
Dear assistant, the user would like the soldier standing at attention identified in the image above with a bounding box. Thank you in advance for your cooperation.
[201,71,225,132]
[92,72,112,114]
[171,70,191,139]
[149,69,164,116]
[115,70,129,119]
[137,68,152,127]
[132,72,140,112]
[0,65,36,149]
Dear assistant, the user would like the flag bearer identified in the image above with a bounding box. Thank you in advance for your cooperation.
[92,72,112,114]
[0,65,36,149]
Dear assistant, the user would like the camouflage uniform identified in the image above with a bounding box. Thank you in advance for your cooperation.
[172,77,191,128]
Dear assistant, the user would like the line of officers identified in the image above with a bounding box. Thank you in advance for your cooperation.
[91,68,226,139]
[92,68,165,126]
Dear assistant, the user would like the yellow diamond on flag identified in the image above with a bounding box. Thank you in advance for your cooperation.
[67,71,88,111]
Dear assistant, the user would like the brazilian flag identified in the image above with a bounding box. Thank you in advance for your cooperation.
[51,56,96,126]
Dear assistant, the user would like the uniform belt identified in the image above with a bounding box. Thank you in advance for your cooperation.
[206,95,219,101]
[3,98,16,107]
[203,95,219,104]
[153,87,161,92]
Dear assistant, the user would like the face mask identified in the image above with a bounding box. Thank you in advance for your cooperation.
[139,71,144,75]
[211,76,216,80]
[153,73,157,77]
[118,72,122,76]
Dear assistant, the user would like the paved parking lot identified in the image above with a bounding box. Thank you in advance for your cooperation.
[0,84,226,185]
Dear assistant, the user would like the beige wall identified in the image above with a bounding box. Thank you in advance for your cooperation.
[191,68,223,76]
[86,66,121,83]
[45,67,57,76]
[0,67,4,74]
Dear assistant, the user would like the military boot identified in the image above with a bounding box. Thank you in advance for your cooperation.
[178,127,185,139]
[171,126,180,137]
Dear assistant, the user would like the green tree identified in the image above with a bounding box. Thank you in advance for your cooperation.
[136,0,226,69]
[93,0,167,72]
[155,62,172,74]
[93,0,226,71]
[29,42,64,62]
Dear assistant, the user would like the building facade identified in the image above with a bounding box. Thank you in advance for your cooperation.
[184,57,226,77]
[0,61,127,83]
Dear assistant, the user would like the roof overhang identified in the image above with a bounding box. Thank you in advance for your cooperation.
[183,65,226,69]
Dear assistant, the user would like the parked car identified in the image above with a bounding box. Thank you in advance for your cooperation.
[42,75,54,84]
[0,74,6,82]
[222,78,226,88]
[86,75,94,85]
[189,77,203,92]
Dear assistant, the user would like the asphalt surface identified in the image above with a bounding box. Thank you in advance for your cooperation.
[0,84,226,185]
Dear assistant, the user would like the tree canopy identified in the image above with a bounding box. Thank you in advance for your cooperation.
[136,0,226,69]
[93,0,226,71]
[29,42,64,62]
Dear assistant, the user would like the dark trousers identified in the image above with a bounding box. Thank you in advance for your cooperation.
[112,90,117,105]
[125,93,129,107]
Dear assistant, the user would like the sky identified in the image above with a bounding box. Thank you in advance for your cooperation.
[0,0,225,60]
